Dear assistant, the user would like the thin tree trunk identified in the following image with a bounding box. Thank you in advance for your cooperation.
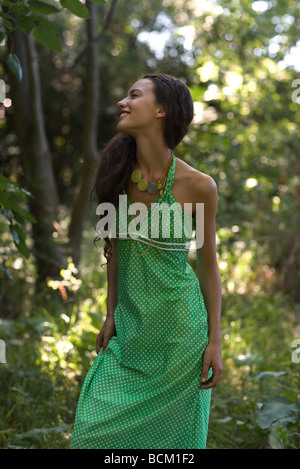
[68,1,100,266]
[8,28,62,281]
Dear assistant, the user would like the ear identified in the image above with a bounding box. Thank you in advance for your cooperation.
[156,103,167,118]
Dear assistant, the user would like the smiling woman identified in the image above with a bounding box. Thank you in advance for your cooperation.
[117,79,166,135]
[70,74,222,450]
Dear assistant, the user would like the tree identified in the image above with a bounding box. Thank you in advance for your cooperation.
[1,0,115,280]
[68,0,118,266]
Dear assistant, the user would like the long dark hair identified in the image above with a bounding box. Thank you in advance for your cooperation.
[94,74,194,262]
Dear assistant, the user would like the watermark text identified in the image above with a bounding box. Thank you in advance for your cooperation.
[96,195,204,248]
[291,79,300,105]
[0,339,6,364]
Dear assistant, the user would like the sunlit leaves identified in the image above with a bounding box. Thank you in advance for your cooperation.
[182,0,300,300]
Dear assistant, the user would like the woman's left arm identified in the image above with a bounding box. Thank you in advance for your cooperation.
[194,174,223,389]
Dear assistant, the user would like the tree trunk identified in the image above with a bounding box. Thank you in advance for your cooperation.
[68,1,100,267]
[8,28,62,282]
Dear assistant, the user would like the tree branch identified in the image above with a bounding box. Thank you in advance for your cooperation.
[70,0,118,70]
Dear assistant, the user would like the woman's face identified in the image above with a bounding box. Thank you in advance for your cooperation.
[116,78,165,136]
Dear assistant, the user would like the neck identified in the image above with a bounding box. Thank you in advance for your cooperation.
[134,135,172,178]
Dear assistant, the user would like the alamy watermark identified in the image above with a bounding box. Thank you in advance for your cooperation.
[0,339,6,364]
[291,79,300,105]
[95,194,204,248]
[0,78,5,103]
[291,339,300,364]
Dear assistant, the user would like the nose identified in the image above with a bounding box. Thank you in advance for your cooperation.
[117,97,127,109]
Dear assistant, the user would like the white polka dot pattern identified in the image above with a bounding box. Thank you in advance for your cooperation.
[70,156,212,449]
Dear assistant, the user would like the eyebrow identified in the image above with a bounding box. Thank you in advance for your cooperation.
[128,88,142,95]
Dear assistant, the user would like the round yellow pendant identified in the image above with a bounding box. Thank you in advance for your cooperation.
[157,183,162,189]
[137,179,148,191]
[131,170,142,183]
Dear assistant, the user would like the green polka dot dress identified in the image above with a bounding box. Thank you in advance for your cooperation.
[71,156,212,449]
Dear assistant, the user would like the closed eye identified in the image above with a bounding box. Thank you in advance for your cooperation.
[128,89,142,98]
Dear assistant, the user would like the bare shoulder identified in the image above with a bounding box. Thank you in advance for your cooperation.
[174,157,217,204]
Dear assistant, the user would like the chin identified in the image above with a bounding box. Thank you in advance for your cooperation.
[117,120,127,132]
[116,122,134,137]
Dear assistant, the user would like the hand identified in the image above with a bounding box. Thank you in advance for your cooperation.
[96,316,116,354]
[200,341,223,389]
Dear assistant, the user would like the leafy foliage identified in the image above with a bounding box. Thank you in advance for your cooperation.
[0,174,36,277]
[0,0,108,54]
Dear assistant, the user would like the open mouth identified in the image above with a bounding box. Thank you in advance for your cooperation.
[119,110,130,118]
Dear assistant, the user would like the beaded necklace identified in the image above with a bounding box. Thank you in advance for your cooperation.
[127,153,174,256]
[130,153,173,195]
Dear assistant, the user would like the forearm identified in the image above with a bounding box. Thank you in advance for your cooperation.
[197,261,222,344]
[106,238,118,318]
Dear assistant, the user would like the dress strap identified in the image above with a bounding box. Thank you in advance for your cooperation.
[162,154,176,196]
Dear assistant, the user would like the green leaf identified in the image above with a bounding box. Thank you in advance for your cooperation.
[6,223,30,258]
[16,15,38,35]
[0,190,36,223]
[10,424,71,444]
[215,416,232,424]
[28,0,60,14]
[10,202,37,224]
[11,211,26,225]
[33,26,62,52]
[0,319,14,335]
[10,226,20,245]
[16,13,56,35]
[0,263,13,279]
[88,312,104,330]
[0,31,6,43]
[0,187,25,205]
[258,396,300,430]
[12,235,30,259]
[12,224,26,242]
[60,0,90,19]
[2,0,30,15]
[1,208,12,224]
[6,53,23,82]
[0,190,13,210]
[232,353,261,366]
[2,19,13,31]
[249,371,287,381]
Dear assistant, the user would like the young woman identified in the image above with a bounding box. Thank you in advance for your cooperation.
[70,74,223,449]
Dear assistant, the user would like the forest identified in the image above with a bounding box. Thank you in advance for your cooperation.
[0,0,300,449]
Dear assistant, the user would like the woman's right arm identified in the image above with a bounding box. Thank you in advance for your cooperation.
[96,237,118,354]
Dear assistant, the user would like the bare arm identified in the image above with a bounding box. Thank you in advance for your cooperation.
[194,176,223,388]
[106,237,118,318]
[96,238,118,353]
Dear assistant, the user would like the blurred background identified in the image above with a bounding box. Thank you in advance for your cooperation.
[0,0,299,449]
